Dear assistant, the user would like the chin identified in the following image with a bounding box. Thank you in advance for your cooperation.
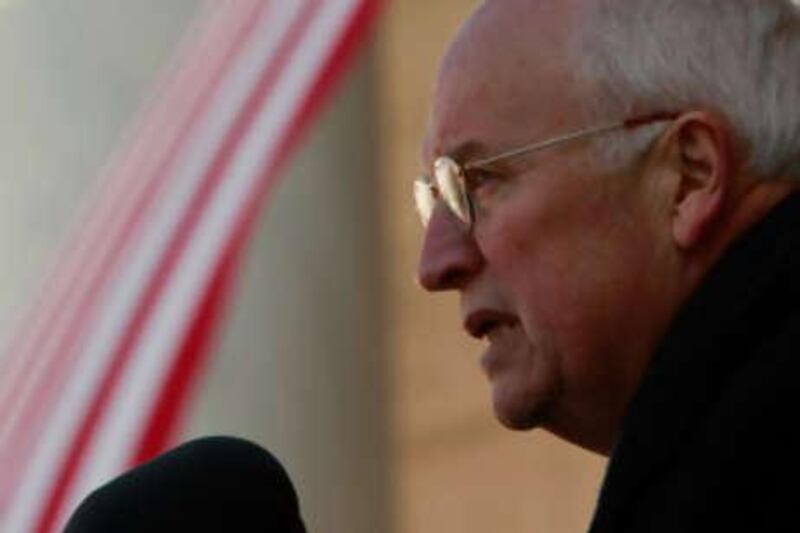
[497,412,543,431]
[492,388,551,431]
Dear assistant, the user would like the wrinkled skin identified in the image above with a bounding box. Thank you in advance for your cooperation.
[416,0,795,454]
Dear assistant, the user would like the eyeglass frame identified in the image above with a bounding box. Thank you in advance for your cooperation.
[414,111,681,229]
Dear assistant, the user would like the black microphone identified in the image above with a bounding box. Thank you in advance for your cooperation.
[63,436,307,532]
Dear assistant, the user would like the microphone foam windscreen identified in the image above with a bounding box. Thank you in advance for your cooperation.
[64,436,306,532]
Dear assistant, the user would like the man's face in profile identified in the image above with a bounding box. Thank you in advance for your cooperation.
[417,0,672,454]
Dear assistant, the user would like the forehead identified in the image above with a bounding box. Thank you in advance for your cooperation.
[422,0,587,166]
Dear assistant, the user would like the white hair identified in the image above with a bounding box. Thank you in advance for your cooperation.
[575,0,800,179]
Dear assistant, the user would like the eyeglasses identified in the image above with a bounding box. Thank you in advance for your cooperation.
[414,112,680,229]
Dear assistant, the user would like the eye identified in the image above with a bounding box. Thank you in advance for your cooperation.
[463,167,503,194]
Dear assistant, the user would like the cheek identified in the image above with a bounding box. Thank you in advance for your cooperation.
[482,202,598,328]
[481,172,606,267]
[480,190,642,368]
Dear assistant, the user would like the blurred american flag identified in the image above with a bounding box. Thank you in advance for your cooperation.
[0,1,381,531]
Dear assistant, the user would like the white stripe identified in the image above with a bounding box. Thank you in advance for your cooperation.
[0,1,239,447]
[0,2,284,531]
[59,0,303,513]
[0,0,220,369]
[0,0,225,387]
[59,1,362,527]
[0,9,253,523]
[0,4,240,518]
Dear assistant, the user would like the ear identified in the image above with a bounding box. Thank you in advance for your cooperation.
[663,112,734,249]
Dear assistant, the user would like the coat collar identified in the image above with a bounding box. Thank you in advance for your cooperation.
[591,192,800,530]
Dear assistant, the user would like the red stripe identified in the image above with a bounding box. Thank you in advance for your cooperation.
[35,3,322,532]
[0,1,222,382]
[131,0,383,467]
[0,1,251,437]
[131,238,246,464]
[12,0,265,436]
[0,3,267,515]
[0,2,234,411]
[0,4,264,514]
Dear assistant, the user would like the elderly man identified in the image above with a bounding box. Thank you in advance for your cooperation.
[415,0,800,530]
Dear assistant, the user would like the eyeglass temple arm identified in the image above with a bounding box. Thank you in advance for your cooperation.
[465,111,680,170]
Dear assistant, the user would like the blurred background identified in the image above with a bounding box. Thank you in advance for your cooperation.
[0,1,604,531]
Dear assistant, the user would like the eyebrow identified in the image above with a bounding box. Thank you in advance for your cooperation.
[439,139,491,164]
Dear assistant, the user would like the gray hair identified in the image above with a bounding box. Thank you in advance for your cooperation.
[575,0,800,179]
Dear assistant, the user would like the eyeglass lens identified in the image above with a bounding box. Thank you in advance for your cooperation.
[414,157,473,228]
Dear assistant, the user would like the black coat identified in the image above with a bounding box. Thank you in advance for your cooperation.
[589,193,800,532]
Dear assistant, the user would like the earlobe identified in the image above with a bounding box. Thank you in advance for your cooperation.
[673,179,724,248]
[669,113,732,250]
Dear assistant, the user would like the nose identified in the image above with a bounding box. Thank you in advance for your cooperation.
[417,204,484,291]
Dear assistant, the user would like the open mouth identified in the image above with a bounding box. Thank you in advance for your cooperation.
[485,322,521,344]
[464,309,519,340]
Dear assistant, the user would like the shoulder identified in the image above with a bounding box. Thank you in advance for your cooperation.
[677,310,800,527]
[629,311,800,531]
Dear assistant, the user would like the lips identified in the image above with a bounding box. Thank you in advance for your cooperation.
[463,309,519,340]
